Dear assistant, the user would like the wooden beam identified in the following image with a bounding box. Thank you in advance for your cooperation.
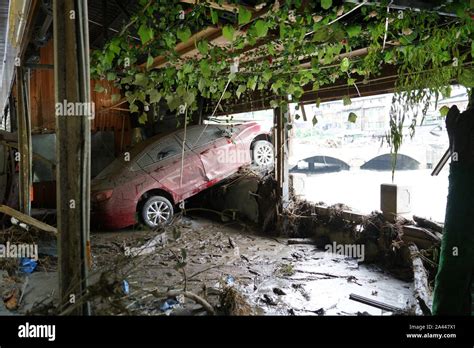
[144,27,222,70]
[0,204,57,234]
[274,106,290,211]
[53,0,92,315]
[180,0,254,13]
[144,2,275,70]
[18,0,41,61]
[15,67,32,215]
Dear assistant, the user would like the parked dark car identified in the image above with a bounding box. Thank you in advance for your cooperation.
[91,122,273,229]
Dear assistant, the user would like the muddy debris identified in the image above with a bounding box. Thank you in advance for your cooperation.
[220,286,254,315]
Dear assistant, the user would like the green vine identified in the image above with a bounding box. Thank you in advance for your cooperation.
[90,0,474,174]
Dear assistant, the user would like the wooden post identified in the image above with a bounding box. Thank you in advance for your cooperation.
[273,105,290,210]
[53,0,91,315]
[15,67,32,215]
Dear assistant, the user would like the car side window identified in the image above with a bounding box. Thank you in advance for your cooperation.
[176,126,223,149]
[136,136,182,168]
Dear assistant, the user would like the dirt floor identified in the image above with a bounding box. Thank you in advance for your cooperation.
[1,214,415,316]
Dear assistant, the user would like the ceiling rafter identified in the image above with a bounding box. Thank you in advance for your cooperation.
[179,0,255,13]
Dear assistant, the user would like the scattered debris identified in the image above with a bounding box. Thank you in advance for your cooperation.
[273,287,286,296]
[261,294,278,306]
[19,258,37,274]
[3,288,19,310]
[220,286,254,315]
[160,298,180,312]
[122,280,130,295]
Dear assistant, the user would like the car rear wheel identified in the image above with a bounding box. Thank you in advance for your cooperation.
[142,196,174,228]
[252,140,274,168]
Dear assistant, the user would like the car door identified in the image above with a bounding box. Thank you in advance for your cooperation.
[136,135,206,200]
[176,125,241,182]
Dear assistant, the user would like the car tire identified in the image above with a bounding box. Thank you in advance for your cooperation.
[252,140,274,168]
[141,196,174,228]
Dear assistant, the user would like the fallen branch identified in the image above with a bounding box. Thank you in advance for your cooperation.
[408,244,432,316]
[167,290,215,316]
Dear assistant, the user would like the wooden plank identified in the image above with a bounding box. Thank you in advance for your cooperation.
[349,293,404,313]
[0,204,57,234]
[413,215,443,233]
[408,244,432,315]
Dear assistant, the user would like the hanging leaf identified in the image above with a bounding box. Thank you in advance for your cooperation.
[211,9,219,25]
[149,89,162,104]
[223,25,235,41]
[270,100,279,109]
[199,60,211,77]
[94,84,105,93]
[312,115,318,126]
[458,68,474,87]
[108,39,121,54]
[439,105,450,117]
[177,26,192,42]
[197,40,208,55]
[183,90,196,106]
[111,94,121,103]
[346,24,361,38]
[262,70,272,82]
[255,20,269,38]
[312,27,330,42]
[238,6,252,25]
[348,112,357,123]
[321,0,332,10]
[138,24,154,44]
[340,57,350,72]
[247,76,257,91]
[138,112,148,125]
[343,95,352,106]
[236,84,247,99]
[106,72,116,81]
[134,73,149,87]
[146,54,154,69]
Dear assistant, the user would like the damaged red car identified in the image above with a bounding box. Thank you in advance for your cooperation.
[91,122,273,229]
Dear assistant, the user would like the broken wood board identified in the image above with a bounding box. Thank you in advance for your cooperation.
[413,215,443,233]
[349,293,405,313]
[0,205,57,235]
[311,205,440,250]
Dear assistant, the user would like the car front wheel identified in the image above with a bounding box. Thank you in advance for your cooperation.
[142,196,174,228]
[252,140,274,168]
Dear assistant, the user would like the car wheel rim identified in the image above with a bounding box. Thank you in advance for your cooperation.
[255,144,273,166]
[146,201,171,226]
